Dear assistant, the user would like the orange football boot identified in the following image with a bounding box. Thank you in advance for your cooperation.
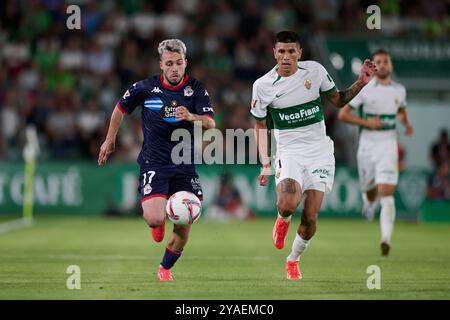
[286,260,302,280]
[272,216,290,249]
[150,216,166,242]
[157,265,173,281]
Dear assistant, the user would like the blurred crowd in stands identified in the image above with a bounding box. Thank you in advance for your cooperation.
[0,0,449,163]
[427,129,450,200]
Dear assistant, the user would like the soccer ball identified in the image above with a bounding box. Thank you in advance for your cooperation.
[166,191,202,225]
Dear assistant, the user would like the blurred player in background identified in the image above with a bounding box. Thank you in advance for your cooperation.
[338,49,414,256]
[98,39,215,280]
[206,172,255,221]
[252,31,376,279]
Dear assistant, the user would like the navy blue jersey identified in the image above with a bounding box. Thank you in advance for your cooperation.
[117,75,214,166]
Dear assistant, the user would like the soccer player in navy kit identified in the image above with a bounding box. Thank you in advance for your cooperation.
[98,39,215,281]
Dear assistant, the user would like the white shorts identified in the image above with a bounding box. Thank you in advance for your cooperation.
[357,140,399,191]
[274,156,335,193]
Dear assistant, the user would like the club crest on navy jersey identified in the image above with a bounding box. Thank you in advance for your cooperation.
[143,184,152,195]
[184,86,194,97]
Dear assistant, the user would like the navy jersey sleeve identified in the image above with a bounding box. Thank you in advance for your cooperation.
[117,82,145,114]
[193,81,214,118]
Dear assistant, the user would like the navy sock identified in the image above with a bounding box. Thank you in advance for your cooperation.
[160,247,181,269]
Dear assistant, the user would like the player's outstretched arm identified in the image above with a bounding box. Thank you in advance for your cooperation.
[98,105,124,165]
[175,106,215,129]
[254,119,271,186]
[397,107,414,137]
[326,59,377,108]
[338,105,382,129]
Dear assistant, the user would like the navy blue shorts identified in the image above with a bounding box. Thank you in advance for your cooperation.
[138,165,203,202]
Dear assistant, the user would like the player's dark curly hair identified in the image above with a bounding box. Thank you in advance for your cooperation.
[275,31,301,47]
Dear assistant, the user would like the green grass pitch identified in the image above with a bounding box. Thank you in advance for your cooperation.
[0,216,449,299]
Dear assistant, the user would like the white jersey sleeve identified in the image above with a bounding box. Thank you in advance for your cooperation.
[316,62,336,94]
[250,80,272,120]
[348,88,365,109]
[399,84,407,108]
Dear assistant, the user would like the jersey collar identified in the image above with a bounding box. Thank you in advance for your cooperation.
[374,78,391,86]
[159,74,189,90]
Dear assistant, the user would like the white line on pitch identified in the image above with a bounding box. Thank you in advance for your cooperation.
[0,218,33,235]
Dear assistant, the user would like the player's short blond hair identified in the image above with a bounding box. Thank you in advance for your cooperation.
[158,39,187,58]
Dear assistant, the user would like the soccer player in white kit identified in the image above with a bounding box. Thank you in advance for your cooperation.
[251,31,376,279]
[338,49,414,256]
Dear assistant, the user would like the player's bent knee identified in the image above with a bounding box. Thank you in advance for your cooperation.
[378,184,396,197]
[277,200,298,216]
[145,215,165,227]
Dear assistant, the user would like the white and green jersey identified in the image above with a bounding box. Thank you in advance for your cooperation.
[348,78,407,144]
[250,60,336,160]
